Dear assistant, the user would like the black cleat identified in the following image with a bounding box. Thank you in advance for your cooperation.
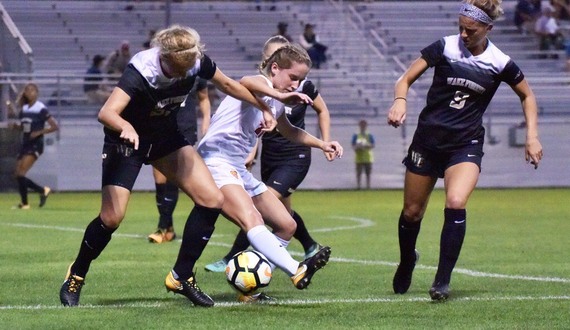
[291,245,331,290]
[393,250,419,294]
[39,187,51,208]
[60,265,85,306]
[429,282,450,301]
[165,271,214,307]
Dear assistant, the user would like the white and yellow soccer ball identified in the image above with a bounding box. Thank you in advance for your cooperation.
[225,250,272,294]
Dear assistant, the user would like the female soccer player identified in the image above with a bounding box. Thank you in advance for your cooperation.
[387,0,543,301]
[204,35,334,273]
[59,25,276,307]
[184,44,342,303]
[8,83,58,209]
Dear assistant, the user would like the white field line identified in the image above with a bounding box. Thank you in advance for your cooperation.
[3,220,570,284]
[1,295,570,310]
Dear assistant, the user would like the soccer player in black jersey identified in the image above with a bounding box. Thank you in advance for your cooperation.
[59,25,276,308]
[387,0,543,301]
[8,83,58,209]
[147,78,211,244]
[204,36,334,273]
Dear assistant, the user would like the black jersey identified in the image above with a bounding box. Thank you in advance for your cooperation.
[177,77,208,144]
[20,101,51,145]
[415,35,524,150]
[105,48,216,144]
[261,80,319,163]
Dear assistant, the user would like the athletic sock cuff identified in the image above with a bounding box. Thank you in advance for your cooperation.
[444,208,466,222]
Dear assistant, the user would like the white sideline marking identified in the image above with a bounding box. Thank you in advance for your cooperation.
[1,295,569,310]
[3,222,570,284]
[331,257,570,283]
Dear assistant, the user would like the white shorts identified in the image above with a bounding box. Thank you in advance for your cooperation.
[204,158,267,197]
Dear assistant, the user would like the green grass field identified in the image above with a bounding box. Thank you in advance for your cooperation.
[1,189,569,329]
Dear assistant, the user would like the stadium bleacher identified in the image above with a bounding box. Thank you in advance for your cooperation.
[1,1,568,191]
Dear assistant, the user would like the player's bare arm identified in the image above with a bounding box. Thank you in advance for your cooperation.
[388,57,429,128]
[97,87,139,150]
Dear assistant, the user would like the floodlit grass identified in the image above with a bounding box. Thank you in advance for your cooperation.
[1,189,569,329]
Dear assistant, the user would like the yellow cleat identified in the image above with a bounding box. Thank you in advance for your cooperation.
[148,227,176,243]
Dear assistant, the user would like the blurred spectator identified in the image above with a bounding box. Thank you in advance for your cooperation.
[514,0,542,34]
[84,54,112,104]
[299,23,328,69]
[535,6,565,53]
[351,119,375,190]
[105,40,132,75]
[274,22,292,42]
[550,0,570,20]
[142,29,156,50]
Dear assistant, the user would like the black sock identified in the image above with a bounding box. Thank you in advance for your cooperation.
[25,176,44,193]
[223,230,250,261]
[16,176,28,205]
[398,212,421,264]
[173,205,220,280]
[434,208,466,285]
[292,210,316,252]
[71,216,117,278]
[155,181,179,229]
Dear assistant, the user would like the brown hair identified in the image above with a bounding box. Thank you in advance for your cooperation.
[259,44,312,76]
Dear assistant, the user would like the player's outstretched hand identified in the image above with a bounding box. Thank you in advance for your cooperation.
[322,141,343,160]
[278,91,313,106]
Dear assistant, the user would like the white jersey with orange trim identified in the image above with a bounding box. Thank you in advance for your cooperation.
[197,75,285,168]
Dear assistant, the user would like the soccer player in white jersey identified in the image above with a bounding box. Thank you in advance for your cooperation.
[204,36,334,273]
[387,0,543,301]
[196,44,343,303]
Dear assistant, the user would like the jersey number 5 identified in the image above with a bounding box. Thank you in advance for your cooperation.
[449,91,470,110]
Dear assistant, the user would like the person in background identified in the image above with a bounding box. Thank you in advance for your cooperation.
[387,0,543,301]
[142,29,157,50]
[7,83,59,209]
[105,40,132,75]
[299,23,328,69]
[514,0,541,34]
[351,119,375,190]
[84,54,112,104]
[275,22,292,41]
[534,6,565,52]
[148,78,211,244]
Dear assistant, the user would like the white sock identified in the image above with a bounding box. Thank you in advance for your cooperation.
[247,225,298,276]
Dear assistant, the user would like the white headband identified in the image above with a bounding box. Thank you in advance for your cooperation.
[459,3,493,25]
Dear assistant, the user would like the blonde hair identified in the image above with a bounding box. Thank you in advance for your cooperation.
[261,35,290,61]
[259,44,312,76]
[463,0,503,20]
[151,25,205,62]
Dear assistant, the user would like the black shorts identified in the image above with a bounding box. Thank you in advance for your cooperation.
[403,142,484,178]
[101,133,189,190]
[18,140,44,159]
[261,161,310,198]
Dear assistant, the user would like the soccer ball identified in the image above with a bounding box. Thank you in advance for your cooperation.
[225,250,272,294]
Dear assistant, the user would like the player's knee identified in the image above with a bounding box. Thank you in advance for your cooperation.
[99,211,124,229]
[445,195,467,209]
[203,190,224,209]
[402,208,424,223]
